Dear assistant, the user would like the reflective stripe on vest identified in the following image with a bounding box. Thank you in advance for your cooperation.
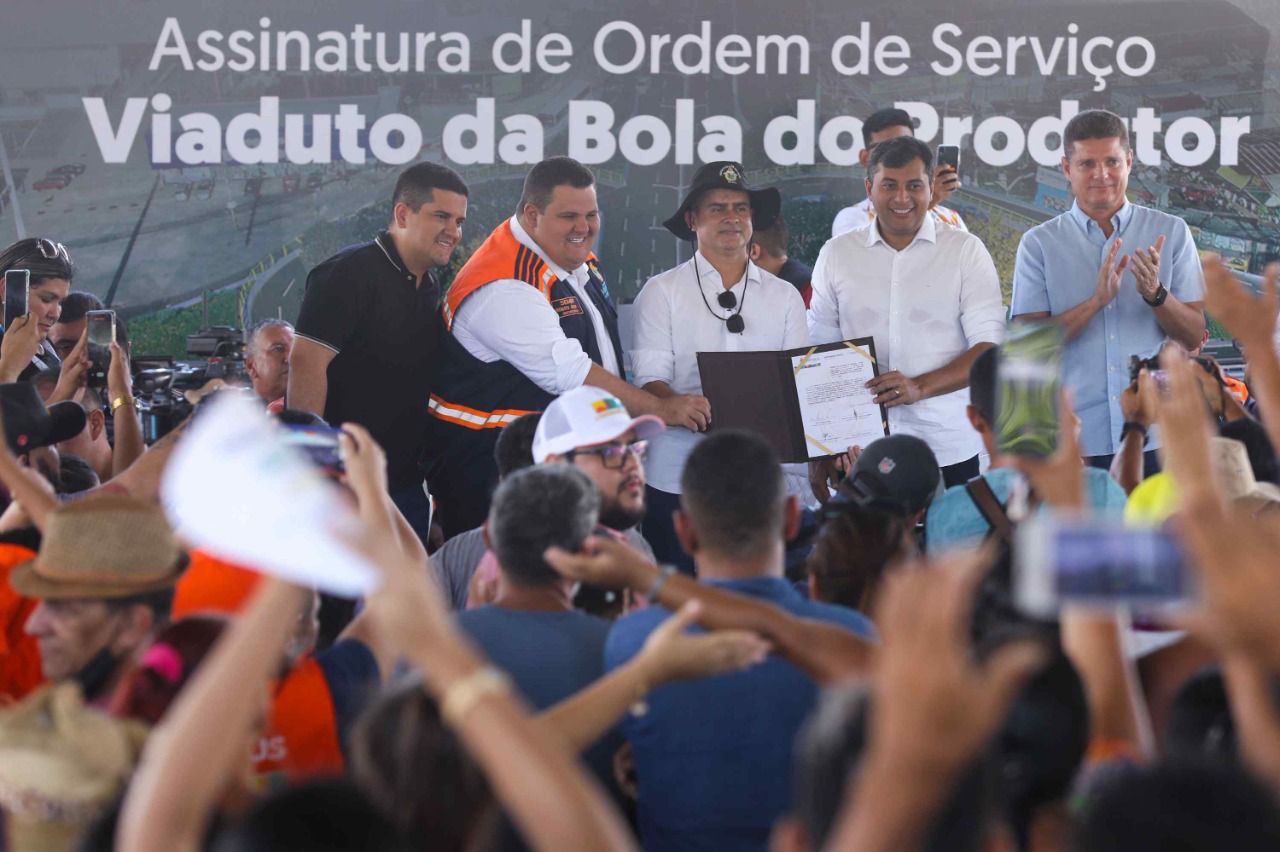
[428,394,536,430]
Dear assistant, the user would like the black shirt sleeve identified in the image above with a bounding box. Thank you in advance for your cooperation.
[294,255,365,354]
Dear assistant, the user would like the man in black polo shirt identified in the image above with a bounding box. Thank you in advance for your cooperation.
[289,162,468,544]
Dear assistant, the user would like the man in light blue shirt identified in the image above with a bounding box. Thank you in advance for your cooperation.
[926,347,1127,552]
[1010,109,1205,464]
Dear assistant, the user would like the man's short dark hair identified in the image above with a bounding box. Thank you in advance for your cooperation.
[58,453,99,494]
[390,163,469,213]
[792,685,997,852]
[488,464,599,587]
[104,586,175,625]
[1074,759,1280,852]
[58,291,104,325]
[217,778,410,852]
[969,346,998,424]
[751,214,790,259]
[1063,109,1129,157]
[494,413,541,479]
[518,157,595,214]
[862,107,914,148]
[680,430,785,559]
[867,136,933,181]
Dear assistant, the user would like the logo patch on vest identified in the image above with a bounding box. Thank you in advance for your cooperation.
[552,295,584,318]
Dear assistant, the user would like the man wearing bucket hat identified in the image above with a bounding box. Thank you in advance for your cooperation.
[631,161,809,572]
[425,157,708,540]
[13,496,184,704]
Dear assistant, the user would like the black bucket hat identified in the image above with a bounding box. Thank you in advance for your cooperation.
[0,382,86,454]
[662,161,782,242]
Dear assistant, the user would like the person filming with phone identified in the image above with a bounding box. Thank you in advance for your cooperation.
[808,136,1005,497]
[0,238,90,403]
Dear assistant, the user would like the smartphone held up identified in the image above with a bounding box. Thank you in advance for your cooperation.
[86,309,115,388]
[995,322,1063,459]
[1014,517,1194,618]
[3,269,29,331]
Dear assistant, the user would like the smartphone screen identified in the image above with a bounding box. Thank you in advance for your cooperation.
[936,144,961,173]
[281,425,345,476]
[995,323,1063,458]
[1015,519,1193,617]
[86,309,115,387]
[3,269,29,331]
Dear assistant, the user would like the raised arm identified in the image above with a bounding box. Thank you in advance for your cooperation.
[822,548,1045,852]
[1012,391,1154,756]
[1202,258,1280,452]
[117,577,311,852]
[360,516,638,852]
[538,600,767,752]
[108,341,145,476]
[545,536,873,683]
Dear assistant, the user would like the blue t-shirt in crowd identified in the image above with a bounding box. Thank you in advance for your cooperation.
[456,606,621,791]
[604,576,875,852]
[925,466,1127,552]
[315,638,380,757]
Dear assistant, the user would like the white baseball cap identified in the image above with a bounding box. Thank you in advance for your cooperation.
[532,386,665,463]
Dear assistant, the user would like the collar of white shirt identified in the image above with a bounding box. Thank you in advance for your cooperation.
[865,209,939,250]
[508,215,589,285]
[690,249,762,291]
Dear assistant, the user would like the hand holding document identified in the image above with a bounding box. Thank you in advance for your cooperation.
[697,338,888,463]
[161,393,380,596]
[791,342,887,458]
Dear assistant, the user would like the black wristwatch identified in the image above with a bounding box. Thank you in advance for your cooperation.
[1143,284,1168,307]
[1120,421,1148,443]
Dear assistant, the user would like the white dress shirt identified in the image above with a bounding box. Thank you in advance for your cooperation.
[451,216,620,395]
[831,197,968,238]
[808,216,1006,466]
[631,252,809,493]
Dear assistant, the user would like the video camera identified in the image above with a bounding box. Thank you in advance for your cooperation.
[134,326,249,443]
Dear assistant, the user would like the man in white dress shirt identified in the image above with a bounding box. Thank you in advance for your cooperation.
[830,107,967,238]
[424,157,708,537]
[631,161,809,572]
[809,136,1005,497]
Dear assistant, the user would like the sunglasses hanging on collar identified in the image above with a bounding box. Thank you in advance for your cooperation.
[694,255,747,334]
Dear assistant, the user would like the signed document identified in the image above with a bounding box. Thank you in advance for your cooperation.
[791,342,887,458]
[697,338,887,463]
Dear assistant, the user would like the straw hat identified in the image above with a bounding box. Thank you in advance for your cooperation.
[0,683,148,851]
[10,496,188,600]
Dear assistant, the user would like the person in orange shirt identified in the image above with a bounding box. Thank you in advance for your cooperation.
[0,535,45,703]
[170,521,389,781]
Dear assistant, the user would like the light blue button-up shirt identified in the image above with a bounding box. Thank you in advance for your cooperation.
[1010,201,1204,457]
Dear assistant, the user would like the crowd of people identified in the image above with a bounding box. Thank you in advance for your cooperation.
[0,105,1274,852]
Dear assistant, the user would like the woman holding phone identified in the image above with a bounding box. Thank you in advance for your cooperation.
[0,237,85,393]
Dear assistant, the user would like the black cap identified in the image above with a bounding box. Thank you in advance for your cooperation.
[0,382,86,454]
[842,435,941,516]
[662,161,782,242]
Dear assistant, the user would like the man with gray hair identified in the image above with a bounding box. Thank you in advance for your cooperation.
[454,463,622,791]
[244,319,294,410]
